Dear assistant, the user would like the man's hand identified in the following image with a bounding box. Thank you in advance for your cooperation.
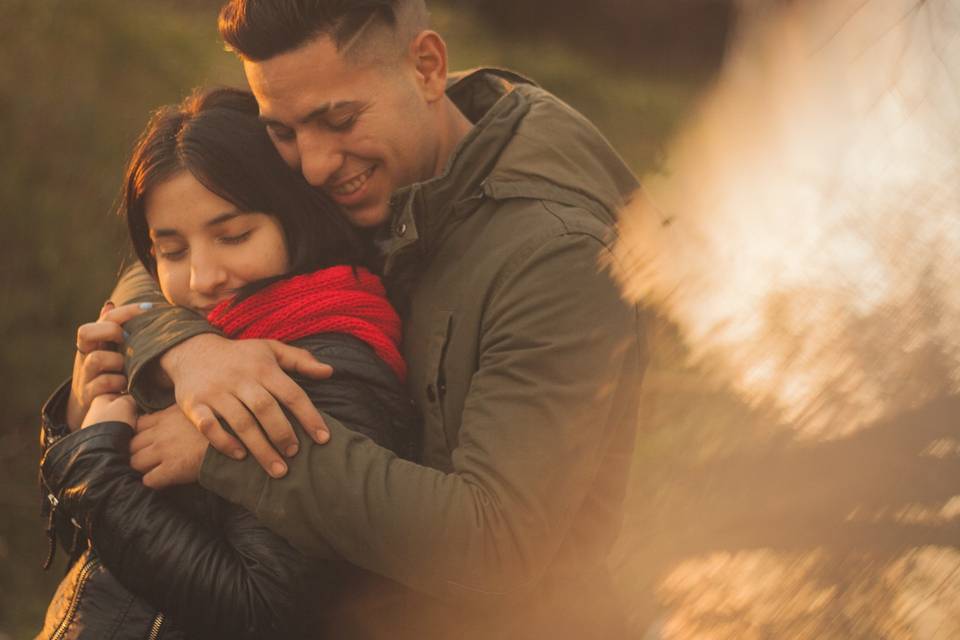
[160,334,332,478]
[67,301,150,431]
[130,405,208,489]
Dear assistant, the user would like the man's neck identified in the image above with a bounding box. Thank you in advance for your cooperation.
[432,95,474,178]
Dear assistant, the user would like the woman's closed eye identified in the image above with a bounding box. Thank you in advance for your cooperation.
[154,244,187,261]
[219,230,253,245]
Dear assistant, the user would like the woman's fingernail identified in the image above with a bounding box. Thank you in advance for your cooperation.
[270,461,288,478]
[315,429,330,444]
[139,302,154,310]
[231,449,246,460]
[285,444,299,457]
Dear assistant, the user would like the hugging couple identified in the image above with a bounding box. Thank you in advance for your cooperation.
[37,1,645,638]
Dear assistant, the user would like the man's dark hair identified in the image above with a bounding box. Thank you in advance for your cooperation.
[120,87,367,287]
[219,0,406,61]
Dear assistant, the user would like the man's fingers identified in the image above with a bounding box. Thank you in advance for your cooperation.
[237,385,300,458]
[129,430,155,455]
[142,465,175,490]
[263,372,330,445]
[214,395,288,479]
[185,403,246,462]
[268,341,333,380]
[135,412,158,434]
[130,442,161,474]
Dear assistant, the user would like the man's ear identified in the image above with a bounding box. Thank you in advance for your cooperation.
[410,31,448,103]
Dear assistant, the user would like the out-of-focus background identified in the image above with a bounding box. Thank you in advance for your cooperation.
[0,1,728,636]
[5,0,959,638]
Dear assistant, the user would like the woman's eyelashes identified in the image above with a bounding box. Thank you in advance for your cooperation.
[218,230,253,245]
[152,228,255,261]
[154,244,187,261]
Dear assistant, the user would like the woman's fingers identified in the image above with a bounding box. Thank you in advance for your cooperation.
[98,300,116,321]
[76,321,124,355]
[77,302,152,354]
[84,373,127,398]
[81,350,124,379]
[102,301,153,326]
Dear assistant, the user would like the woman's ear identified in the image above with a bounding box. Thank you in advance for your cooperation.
[410,31,448,103]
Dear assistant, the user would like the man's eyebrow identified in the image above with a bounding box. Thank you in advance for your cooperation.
[259,101,363,127]
[150,211,245,238]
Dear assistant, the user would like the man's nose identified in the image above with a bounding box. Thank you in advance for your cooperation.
[189,249,227,295]
[297,132,344,188]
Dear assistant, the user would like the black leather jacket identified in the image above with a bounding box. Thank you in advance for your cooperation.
[37,333,417,639]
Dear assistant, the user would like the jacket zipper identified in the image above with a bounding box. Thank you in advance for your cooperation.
[146,613,165,640]
[50,556,98,640]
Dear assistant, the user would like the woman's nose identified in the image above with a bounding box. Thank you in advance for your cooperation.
[189,250,228,295]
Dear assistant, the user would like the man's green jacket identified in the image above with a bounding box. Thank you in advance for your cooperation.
[115,68,645,638]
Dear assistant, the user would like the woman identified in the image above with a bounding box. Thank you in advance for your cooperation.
[37,87,416,639]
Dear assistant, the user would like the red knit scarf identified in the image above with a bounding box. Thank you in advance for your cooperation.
[207,266,406,382]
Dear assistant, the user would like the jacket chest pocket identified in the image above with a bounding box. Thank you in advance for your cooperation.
[420,312,456,461]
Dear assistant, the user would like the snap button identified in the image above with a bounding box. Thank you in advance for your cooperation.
[396,222,408,237]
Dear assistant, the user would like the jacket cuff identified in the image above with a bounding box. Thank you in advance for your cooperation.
[198,446,269,515]
[124,319,214,412]
[40,422,134,493]
[40,378,73,451]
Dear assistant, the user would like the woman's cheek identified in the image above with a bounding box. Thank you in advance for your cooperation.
[156,261,186,307]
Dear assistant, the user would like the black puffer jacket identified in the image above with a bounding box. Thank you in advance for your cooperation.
[37,333,418,640]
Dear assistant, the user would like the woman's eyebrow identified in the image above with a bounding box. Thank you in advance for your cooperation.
[150,210,245,238]
[205,210,246,227]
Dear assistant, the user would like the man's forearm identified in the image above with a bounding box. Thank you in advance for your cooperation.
[199,234,645,605]
[112,261,221,409]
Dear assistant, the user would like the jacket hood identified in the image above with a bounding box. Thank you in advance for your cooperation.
[381,68,639,272]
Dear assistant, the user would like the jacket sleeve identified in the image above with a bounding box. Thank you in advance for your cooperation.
[110,261,220,410]
[198,233,644,605]
[40,422,309,640]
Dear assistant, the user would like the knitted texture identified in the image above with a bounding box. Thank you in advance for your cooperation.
[207,266,406,382]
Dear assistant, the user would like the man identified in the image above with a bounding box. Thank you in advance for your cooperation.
[115,1,645,636]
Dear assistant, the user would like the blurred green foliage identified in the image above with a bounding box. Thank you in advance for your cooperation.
[448,0,734,75]
[0,1,713,636]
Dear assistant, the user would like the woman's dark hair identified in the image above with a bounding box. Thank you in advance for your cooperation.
[121,87,367,290]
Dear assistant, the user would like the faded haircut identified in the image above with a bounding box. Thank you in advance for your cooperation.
[218,0,428,63]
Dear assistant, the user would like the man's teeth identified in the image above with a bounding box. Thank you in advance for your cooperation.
[333,167,373,196]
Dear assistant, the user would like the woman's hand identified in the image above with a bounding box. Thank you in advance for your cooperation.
[81,393,138,429]
[66,301,150,431]
[130,404,209,488]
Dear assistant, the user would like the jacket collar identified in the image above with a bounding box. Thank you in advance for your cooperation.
[379,68,533,275]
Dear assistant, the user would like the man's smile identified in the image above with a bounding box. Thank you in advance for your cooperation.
[330,165,376,200]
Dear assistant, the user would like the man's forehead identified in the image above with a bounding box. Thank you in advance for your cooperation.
[243,39,375,121]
